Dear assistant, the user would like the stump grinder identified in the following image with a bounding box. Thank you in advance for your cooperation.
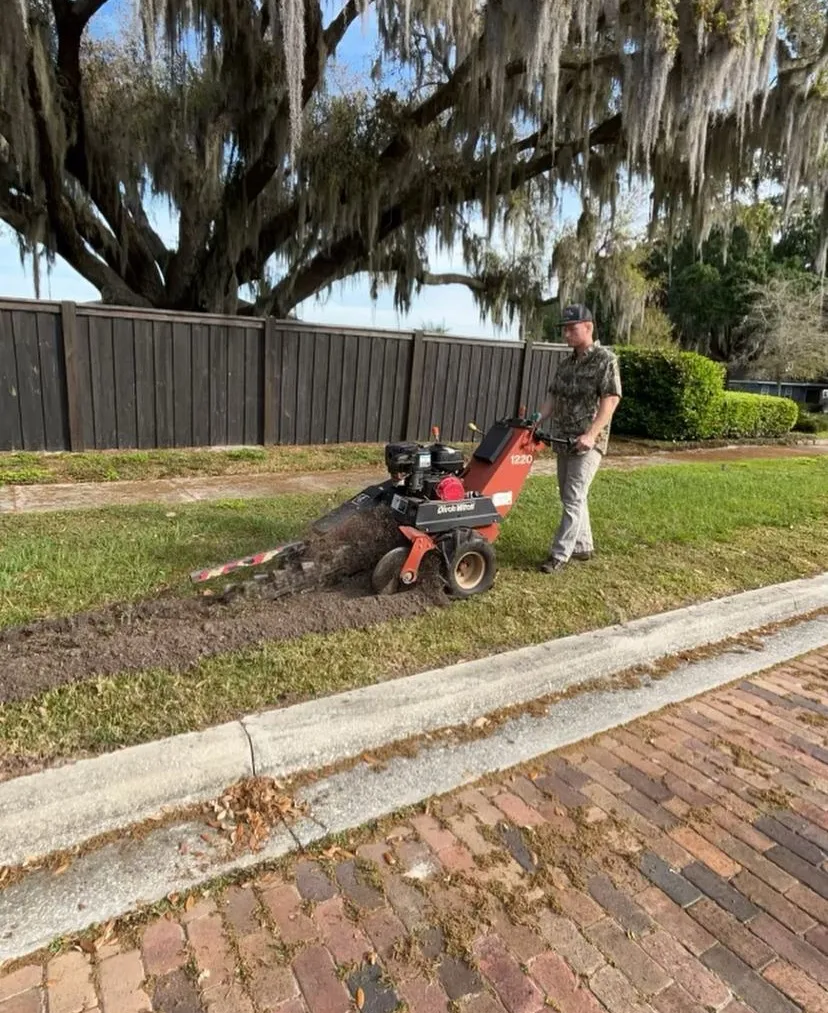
[191,412,558,602]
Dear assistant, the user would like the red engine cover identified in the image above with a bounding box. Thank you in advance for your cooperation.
[435,475,465,501]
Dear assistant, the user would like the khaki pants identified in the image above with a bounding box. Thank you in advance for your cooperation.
[550,448,602,562]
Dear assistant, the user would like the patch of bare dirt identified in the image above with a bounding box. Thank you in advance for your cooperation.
[0,508,447,704]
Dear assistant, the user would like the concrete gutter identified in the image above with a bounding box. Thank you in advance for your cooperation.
[2,610,828,963]
[1,572,828,869]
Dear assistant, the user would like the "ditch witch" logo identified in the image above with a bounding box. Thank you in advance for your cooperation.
[436,502,476,515]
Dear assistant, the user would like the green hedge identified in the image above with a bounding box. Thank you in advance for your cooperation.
[613,347,726,440]
[716,391,799,438]
[794,407,828,433]
[613,346,799,440]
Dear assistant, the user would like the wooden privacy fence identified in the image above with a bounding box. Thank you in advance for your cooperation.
[0,298,570,452]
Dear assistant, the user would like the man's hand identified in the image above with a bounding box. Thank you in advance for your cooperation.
[575,432,596,452]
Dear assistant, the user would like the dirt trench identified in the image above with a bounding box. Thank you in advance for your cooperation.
[0,509,447,705]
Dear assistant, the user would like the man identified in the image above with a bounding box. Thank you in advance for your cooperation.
[535,304,622,573]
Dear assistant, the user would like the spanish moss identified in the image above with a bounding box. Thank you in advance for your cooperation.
[0,0,826,319]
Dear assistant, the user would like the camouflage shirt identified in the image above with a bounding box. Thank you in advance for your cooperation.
[548,341,622,455]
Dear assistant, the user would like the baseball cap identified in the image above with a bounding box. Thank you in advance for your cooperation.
[554,304,594,325]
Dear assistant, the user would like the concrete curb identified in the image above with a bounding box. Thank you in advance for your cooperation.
[1,572,827,867]
[2,612,828,962]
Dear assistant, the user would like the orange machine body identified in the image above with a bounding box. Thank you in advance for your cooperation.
[396,420,549,584]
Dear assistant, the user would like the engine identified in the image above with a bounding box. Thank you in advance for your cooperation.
[384,439,466,501]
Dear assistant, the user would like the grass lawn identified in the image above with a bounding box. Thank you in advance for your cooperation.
[0,431,822,486]
[0,444,390,486]
[1,457,827,768]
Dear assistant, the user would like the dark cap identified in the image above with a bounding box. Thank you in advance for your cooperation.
[554,304,594,325]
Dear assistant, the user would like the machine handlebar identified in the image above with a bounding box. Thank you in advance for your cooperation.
[468,415,579,452]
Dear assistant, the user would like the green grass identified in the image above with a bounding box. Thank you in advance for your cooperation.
[0,430,819,486]
[1,457,828,769]
[0,444,391,486]
[0,491,343,626]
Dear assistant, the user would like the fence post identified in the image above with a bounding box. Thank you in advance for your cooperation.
[405,329,426,441]
[518,339,534,415]
[60,301,85,451]
[263,316,279,445]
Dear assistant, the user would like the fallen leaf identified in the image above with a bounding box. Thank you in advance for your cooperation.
[355,988,365,1010]
[184,895,197,912]
[383,852,397,866]
[53,862,70,877]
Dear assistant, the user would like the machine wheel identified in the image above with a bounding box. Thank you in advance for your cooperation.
[443,536,496,599]
[371,546,411,595]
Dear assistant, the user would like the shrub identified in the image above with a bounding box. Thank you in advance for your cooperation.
[794,406,828,433]
[613,347,726,440]
[716,392,798,438]
[628,307,677,350]
[794,407,819,433]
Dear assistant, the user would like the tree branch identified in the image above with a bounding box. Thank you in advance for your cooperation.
[174,0,368,308]
[52,0,167,302]
[53,0,110,28]
[245,50,618,281]
[420,271,486,291]
[418,270,556,307]
[322,0,366,70]
[71,0,111,24]
[0,183,152,306]
[267,113,623,314]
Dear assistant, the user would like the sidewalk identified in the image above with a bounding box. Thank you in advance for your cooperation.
[2,443,827,514]
[3,649,827,1013]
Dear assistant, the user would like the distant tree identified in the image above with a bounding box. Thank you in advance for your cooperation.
[627,306,677,350]
[644,208,775,362]
[737,271,828,389]
[421,319,450,333]
[534,188,660,343]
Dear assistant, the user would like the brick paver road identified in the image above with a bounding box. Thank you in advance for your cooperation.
[2,649,828,1013]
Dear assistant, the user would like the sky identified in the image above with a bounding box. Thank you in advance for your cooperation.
[0,1,584,339]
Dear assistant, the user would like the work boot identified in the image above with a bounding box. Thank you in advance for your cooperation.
[539,557,567,573]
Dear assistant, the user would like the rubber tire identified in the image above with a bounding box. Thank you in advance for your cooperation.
[443,537,496,599]
[371,546,411,595]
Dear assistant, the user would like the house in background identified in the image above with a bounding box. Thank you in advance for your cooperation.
[727,379,828,411]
